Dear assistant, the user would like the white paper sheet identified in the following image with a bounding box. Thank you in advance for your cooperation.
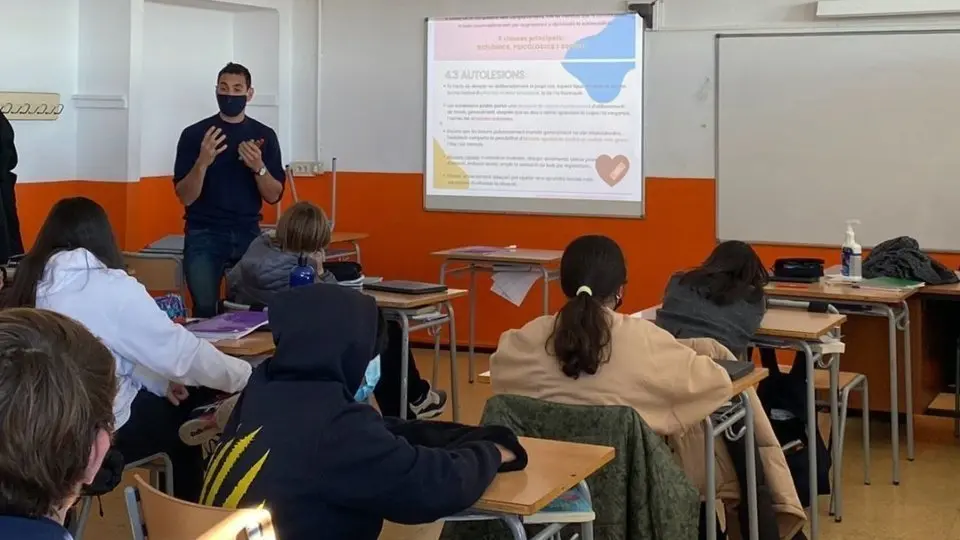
[490,271,541,307]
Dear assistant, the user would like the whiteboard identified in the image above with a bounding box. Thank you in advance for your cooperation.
[717,30,960,251]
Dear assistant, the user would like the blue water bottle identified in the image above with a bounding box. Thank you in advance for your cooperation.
[289,254,316,288]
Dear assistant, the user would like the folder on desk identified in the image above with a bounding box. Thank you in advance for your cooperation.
[364,280,448,295]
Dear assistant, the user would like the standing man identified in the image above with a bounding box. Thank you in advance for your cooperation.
[173,62,285,317]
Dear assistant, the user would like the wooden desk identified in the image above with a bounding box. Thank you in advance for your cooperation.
[765,281,917,304]
[433,247,563,383]
[765,279,919,470]
[363,288,467,310]
[432,248,563,265]
[214,332,275,357]
[732,367,769,395]
[331,231,369,244]
[757,310,846,341]
[474,437,614,515]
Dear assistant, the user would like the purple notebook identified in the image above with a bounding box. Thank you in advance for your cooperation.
[189,311,268,341]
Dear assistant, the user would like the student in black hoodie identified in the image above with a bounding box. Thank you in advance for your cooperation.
[202,283,521,539]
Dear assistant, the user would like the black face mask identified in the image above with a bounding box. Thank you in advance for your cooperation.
[217,93,247,117]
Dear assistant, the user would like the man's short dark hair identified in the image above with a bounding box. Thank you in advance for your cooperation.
[0,308,116,517]
[218,62,252,88]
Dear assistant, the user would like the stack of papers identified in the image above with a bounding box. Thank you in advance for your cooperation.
[857,277,925,291]
[189,311,268,342]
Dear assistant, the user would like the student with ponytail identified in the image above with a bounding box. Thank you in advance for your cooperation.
[491,235,806,539]
[491,234,732,436]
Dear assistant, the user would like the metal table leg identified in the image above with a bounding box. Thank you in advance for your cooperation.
[899,301,914,461]
[828,353,840,519]
[445,301,460,422]
[468,263,477,383]
[798,340,819,539]
[880,305,900,485]
[704,415,718,540]
[398,314,411,420]
[743,392,759,540]
[540,265,550,315]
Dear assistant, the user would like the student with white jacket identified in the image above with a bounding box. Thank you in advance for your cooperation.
[0,197,251,502]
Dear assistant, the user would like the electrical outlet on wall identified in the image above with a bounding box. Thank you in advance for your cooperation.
[289,161,325,177]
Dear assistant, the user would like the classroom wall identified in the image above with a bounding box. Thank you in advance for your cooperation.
[11,0,960,348]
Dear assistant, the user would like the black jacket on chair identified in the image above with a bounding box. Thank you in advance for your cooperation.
[203,284,517,540]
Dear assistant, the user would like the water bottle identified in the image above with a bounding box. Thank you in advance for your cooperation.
[289,254,316,288]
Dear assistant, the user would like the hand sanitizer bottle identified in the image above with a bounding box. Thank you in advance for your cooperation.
[841,220,862,281]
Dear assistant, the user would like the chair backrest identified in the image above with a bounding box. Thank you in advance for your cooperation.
[123,252,183,295]
[478,394,699,540]
[126,474,275,540]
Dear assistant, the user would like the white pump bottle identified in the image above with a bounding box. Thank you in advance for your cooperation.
[841,219,862,281]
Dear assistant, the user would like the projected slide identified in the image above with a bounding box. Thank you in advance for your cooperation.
[425,14,644,216]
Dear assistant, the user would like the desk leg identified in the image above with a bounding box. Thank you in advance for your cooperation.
[501,515,527,540]
[900,301,914,462]
[446,301,460,422]
[744,392,759,540]
[881,305,900,485]
[828,353,840,519]
[799,341,819,540]
[399,314,411,421]
[352,240,362,264]
[469,263,477,384]
[704,415,717,540]
[540,265,550,315]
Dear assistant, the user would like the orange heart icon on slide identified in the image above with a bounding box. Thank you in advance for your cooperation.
[595,155,630,187]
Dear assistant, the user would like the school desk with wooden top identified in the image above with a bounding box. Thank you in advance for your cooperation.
[446,436,615,540]
[432,247,562,383]
[213,288,469,422]
[908,279,960,433]
[749,307,846,540]
[141,231,369,262]
[764,280,918,478]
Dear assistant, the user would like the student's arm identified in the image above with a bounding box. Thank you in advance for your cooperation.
[111,277,251,393]
[319,407,503,524]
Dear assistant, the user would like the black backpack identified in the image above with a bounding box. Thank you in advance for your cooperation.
[755,348,832,506]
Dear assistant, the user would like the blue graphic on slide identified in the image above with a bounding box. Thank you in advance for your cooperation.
[562,15,638,103]
[565,15,636,60]
[562,62,635,103]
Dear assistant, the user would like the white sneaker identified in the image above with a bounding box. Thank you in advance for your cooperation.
[410,388,447,419]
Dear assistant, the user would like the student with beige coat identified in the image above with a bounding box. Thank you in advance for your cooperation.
[490,235,806,540]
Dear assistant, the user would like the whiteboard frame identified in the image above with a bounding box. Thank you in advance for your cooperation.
[422,13,648,219]
[714,27,960,250]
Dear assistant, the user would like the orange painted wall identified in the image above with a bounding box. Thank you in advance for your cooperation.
[16,174,960,348]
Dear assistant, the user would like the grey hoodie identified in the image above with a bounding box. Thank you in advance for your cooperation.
[226,233,335,307]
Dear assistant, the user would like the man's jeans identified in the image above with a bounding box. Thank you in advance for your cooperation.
[184,227,259,318]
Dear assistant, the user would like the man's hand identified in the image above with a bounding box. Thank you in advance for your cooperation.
[198,126,227,168]
[238,140,265,173]
[166,383,189,406]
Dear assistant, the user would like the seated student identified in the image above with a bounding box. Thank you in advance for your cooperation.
[0,197,250,503]
[491,235,805,539]
[203,283,519,540]
[0,308,116,540]
[655,240,769,359]
[227,201,445,419]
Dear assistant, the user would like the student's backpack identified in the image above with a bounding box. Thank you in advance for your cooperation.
[756,348,832,506]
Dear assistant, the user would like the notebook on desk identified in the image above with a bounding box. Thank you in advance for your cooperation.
[364,280,448,295]
[715,359,755,381]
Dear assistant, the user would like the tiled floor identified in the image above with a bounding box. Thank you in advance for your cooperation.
[81,351,960,539]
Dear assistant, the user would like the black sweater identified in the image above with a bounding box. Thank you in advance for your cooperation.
[203,284,508,539]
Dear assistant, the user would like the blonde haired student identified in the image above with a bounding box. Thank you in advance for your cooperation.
[227,201,446,419]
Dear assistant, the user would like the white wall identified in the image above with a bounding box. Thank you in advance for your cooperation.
[316,0,960,178]
[140,3,236,177]
[0,0,79,183]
